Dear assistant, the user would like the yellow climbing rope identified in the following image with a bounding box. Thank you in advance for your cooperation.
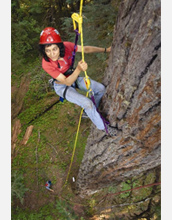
[64,0,91,186]
[71,0,91,92]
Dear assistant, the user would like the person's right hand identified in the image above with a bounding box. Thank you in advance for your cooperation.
[77,60,88,72]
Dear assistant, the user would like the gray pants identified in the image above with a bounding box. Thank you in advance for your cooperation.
[54,77,105,130]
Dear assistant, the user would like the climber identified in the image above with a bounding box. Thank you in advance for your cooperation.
[45,180,54,192]
[39,27,118,136]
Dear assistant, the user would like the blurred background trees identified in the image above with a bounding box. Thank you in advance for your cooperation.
[11,0,120,73]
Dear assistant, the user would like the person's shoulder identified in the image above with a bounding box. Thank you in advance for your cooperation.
[64,41,74,49]
[42,58,51,69]
[63,41,74,46]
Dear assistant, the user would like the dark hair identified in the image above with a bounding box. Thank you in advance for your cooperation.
[39,43,65,62]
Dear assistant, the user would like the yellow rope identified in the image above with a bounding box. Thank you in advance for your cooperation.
[64,0,90,187]
[64,108,83,186]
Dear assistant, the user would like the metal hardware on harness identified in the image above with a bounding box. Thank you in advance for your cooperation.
[84,76,91,91]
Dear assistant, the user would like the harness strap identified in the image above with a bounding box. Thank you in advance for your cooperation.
[63,86,69,100]
[71,29,80,69]
[50,68,77,102]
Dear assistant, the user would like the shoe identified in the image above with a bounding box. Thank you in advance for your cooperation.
[82,111,89,119]
[105,124,119,137]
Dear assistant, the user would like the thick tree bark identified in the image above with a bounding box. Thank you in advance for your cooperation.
[76,0,161,195]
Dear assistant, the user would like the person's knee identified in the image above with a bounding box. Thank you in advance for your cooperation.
[101,84,106,94]
[96,83,106,95]
[83,99,94,110]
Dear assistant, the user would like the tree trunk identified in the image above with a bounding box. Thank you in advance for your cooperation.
[76,0,161,195]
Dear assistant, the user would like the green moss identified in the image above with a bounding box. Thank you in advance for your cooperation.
[120,181,132,199]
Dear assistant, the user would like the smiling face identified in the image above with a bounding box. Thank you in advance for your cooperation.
[45,44,60,61]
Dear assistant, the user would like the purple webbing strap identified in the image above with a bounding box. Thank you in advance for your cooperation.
[90,94,109,134]
[71,29,80,69]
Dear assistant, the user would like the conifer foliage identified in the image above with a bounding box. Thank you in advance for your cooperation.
[11,0,120,72]
[11,171,28,204]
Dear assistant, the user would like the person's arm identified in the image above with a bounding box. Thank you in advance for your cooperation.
[55,60,87,86]
[77,45,111,53]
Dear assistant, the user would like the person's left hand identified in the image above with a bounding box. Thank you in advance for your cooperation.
[106,46,111,53]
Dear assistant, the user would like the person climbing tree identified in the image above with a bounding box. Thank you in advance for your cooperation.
[45,180,54,192]
[39,27,118,136]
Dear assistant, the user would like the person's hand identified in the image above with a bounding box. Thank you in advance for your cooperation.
[106,46,111,53]
[77,60,88,72]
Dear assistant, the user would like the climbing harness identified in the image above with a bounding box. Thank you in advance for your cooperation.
[63,0,109,187]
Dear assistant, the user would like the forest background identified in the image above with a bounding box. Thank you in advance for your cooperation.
[0,0,170,219]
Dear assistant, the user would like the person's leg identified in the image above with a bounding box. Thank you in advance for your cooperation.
[54,82,120,136]
[54,83,68,98]
[75,77,121,136]
[66,87,105,130]
[54,83,105,130]
[76,77,105,107]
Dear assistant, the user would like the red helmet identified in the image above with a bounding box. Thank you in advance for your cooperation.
[39,27,62,44]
